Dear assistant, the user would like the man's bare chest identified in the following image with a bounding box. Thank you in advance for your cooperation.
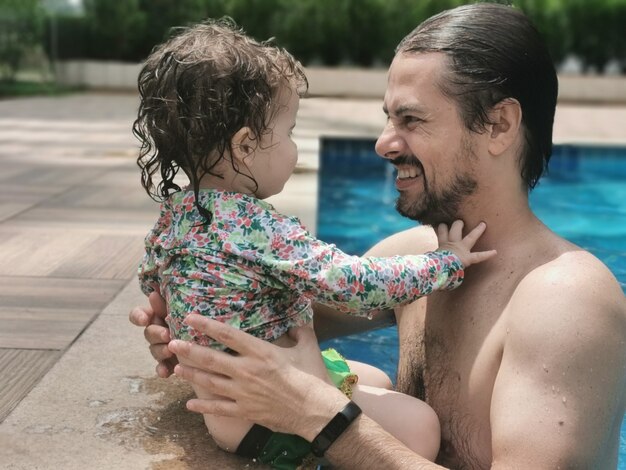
[396,286,510,468]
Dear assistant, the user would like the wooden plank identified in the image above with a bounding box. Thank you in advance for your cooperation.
[0,229,145,279]
[45,184,157,212]
[9,206,157,234]
[51,235,145,280]
[0,203,31,223]
[0,165,105,187]
[0,349,61,423]
[0,229,94,277]
[0,307,98,349]
[0,276,125,311]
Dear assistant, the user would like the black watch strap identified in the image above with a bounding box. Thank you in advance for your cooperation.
[311,401,362,457]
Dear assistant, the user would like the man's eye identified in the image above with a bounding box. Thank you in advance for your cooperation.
[404,116,421,124]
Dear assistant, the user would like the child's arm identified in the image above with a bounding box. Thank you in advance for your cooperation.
[138,250,160,296]
[137,213,167,297]
[254,216,495,316]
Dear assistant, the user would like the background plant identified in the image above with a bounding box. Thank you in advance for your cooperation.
[3,0,623,75]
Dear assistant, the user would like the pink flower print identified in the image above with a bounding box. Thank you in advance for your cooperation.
[215,296,230,310]
[279,245,295,257]
[271,235,284,252]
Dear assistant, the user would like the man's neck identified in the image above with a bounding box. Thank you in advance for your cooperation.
[459,189,541,255]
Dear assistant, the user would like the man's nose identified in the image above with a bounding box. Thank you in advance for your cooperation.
[375,123,405,160]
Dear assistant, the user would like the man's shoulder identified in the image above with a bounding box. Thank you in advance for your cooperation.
[507,248,626,342]
[363,225,437,257]
[519,248,621,299]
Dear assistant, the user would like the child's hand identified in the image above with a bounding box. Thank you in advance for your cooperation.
[437,220,497,268]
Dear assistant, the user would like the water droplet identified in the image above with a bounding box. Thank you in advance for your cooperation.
[562,396,567,404]
[542,364,549,372]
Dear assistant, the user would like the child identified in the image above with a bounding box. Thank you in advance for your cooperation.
[134,18,496,469]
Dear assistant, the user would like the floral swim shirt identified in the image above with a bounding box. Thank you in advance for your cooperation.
[138,190,464,349]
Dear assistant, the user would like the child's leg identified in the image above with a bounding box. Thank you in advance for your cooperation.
[351,384,441,462]
[346,360,393,390]
[178,356,253,453]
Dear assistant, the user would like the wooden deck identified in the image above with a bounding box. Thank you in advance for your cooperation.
[0,94,158,423]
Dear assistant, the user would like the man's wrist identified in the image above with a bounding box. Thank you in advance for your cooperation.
[310,401,362,457]
[303,393,350,442]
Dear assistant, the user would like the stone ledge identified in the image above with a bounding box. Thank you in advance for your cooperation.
[55,61,626,104]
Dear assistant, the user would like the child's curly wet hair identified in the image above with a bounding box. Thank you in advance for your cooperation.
[133,18,308,221]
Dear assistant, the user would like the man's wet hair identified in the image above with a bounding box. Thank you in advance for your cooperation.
[397,2,558,190]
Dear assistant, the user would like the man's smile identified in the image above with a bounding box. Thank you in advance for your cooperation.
[392,157,424,190]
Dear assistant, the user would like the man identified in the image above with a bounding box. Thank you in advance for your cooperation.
[130,3,626,468]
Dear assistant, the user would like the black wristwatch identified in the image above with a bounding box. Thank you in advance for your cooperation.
[311,401,362,457]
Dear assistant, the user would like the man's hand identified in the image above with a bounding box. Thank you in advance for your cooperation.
[170,315,346,439]
[129,291,178,378]
[437,220,497,268]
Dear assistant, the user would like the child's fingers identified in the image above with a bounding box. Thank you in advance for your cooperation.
[468,250,497,265]
[449,220,465,241]
[437,223,449,242]
[462,221,487,247]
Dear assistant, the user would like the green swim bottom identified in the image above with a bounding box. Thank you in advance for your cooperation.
[235,348,357,470]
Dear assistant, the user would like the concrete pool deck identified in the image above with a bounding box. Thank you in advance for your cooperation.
[0,92,625,469]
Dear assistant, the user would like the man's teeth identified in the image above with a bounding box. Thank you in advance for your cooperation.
[397,168,419,179]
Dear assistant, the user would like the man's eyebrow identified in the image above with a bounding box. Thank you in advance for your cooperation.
[383,104,426,117]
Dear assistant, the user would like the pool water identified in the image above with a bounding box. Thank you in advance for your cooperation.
[316,138,626,467]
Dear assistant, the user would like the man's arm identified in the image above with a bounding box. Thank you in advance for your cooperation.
[171,314,447,469]
[490,253,626,468]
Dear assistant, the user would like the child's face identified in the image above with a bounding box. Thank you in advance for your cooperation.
[248,87,299,199]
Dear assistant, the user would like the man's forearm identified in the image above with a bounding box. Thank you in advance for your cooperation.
[325,414,447,470]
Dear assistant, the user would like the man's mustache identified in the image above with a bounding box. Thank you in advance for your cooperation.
[390,155,422,167]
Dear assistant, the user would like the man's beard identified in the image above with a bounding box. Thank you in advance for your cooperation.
[396,174,476,226]
[393,141,478,226]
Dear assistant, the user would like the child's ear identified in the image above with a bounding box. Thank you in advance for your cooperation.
[230,127,256,163]
[487,98,522,157]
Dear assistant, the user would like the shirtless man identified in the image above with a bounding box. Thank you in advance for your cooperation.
[131,3,626,468]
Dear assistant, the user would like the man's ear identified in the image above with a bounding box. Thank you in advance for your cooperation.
[230,127,256,163]
[487,98,522,156]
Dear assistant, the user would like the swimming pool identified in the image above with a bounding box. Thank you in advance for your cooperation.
[316,137,626,467]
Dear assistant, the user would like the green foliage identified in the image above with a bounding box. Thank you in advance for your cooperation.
[0,0,46,81]
[136,0,229,59]
[514,0,570,64]
[43,15,88,60]
[0,79,82,97]
[30,0,626,72]
[81,0,146,61]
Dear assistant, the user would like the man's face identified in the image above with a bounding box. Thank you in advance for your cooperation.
[375,52,478,227]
